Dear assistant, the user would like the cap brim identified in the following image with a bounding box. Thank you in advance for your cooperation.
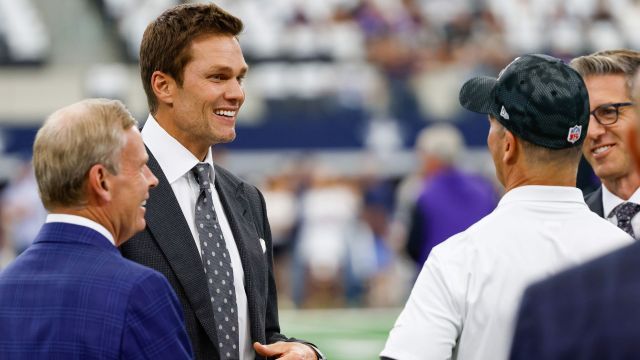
[459,76,498,115]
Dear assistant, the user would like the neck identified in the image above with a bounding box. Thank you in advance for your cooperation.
[51,207,118,243]
[502,164,577,193]
[601,173,640,200]
[154,112,209,161]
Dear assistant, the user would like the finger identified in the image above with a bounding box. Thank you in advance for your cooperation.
[253,341,285,357]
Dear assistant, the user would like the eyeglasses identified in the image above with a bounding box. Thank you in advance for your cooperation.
[590,102,634,125]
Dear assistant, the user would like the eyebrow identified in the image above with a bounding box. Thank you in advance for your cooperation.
[207,65,249,76]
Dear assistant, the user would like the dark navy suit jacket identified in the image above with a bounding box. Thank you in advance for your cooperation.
[0,222,193,359]
[510,240,640,359]
[584,186,604,217]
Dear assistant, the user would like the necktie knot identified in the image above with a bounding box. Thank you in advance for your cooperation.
[192,163,212,190]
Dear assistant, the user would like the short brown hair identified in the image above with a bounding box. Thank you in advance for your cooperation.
[33,98,137,210]
[570,49,640,96]
[140,3,244,114]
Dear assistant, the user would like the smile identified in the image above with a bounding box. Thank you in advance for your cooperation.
[214,110,236,117]
[592,145,612,155]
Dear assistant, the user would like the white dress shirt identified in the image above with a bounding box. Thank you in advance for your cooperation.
[142,115,252,360]
[46,214,115,246]
[602,185,640,237]
[381,185,633,360]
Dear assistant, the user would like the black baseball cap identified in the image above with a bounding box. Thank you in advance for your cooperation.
[459,54,590,149]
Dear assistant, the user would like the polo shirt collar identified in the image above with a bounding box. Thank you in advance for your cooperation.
[498,185,585,207]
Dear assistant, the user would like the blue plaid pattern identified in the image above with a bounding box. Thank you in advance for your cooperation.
[0,222,193,359]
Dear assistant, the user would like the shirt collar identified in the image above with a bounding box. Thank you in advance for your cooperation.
[602,185,640,218]
[498,185,585,207]
[46,213,115,246]
[142,114,216,184]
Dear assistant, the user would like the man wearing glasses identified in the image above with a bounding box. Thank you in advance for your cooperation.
[571,50,640,239]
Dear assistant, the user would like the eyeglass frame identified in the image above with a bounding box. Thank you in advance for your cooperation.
[589,102,634,125]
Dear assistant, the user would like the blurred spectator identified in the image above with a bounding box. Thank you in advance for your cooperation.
[261,170,300,307]
[0,161,46,256]
[406,124,498,268]
[293,165,363,308]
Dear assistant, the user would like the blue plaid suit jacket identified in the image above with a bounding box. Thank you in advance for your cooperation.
[0,222,193,359]
[510,241,640,359]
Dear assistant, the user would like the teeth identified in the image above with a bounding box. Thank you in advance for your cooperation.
[215,110,236,117]
[141,200,147,207]
[593,145,611,155]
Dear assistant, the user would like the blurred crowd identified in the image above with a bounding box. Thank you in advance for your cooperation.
[5,0,640,124]
[93,0,640,122]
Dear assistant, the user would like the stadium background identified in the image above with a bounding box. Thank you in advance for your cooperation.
[0,0,632,358]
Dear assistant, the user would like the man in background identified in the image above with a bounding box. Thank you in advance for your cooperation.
[120,3,322,359]
[0,98,192,359]
[406,123,497,268]
[571,50,640,238]
[380,54,632,360]
[510,64,640,359]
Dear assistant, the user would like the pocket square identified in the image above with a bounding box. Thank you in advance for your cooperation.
[259,238,266,254]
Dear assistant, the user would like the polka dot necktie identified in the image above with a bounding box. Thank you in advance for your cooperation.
[192,163,239,360]
[609,202,640,240]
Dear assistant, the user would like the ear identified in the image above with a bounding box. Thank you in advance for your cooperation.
[86,164,112,205]
[151,70,176,106]
[503,129,518,164]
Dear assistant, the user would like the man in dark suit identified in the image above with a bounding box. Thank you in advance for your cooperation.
[509,60,640,359]
[571,50,640,237]
[120,4,322,360]
[0,99,192,359]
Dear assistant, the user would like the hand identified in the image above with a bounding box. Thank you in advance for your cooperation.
[253,341,318,360]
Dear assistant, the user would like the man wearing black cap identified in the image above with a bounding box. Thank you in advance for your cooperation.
[380,54,633,360]
[509,64,640,359]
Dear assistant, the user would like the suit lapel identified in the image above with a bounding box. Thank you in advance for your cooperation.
[144,150,220,344]
[215,168,266,343]
[584,186,604,217]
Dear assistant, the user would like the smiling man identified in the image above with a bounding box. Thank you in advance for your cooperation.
[0,99,192,359]
[119,3,322,360]
[571,50,640,239]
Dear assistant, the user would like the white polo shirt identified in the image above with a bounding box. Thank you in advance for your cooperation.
[381,185,633,360]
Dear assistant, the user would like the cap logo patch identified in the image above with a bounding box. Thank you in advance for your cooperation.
[500,106,510,120]
[567,125,582,143]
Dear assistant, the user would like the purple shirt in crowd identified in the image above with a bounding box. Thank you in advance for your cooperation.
[407,167,498,266]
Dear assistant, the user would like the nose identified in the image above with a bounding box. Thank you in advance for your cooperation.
[587,114,606,138]
[224,78,245,103]
[144,165,159,188]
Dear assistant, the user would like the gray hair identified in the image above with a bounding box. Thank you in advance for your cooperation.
[415,123,464,164]
[33,98,137,210]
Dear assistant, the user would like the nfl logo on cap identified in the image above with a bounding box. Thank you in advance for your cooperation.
[567,125,582,144]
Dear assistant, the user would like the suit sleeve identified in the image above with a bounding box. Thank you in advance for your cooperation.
[121,271,194,360]
[509,284,543,360]
[256,188,287,345]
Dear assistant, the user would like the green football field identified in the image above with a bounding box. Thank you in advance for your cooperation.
[279,308,401,360]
